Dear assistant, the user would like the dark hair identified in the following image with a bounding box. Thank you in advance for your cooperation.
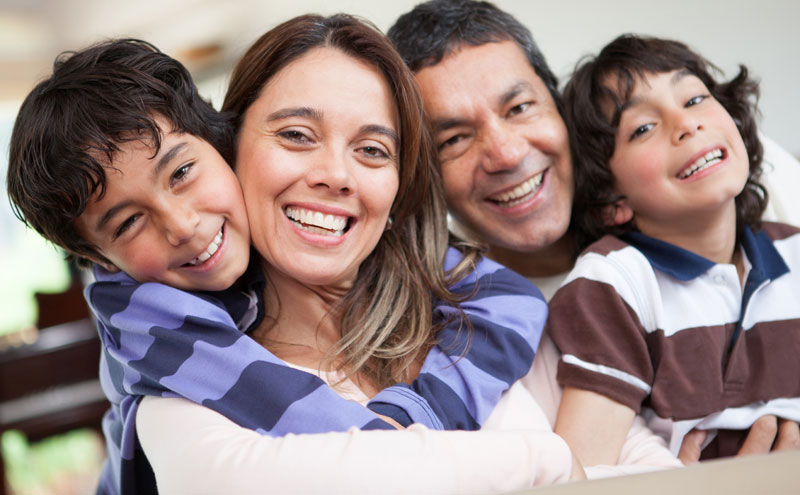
[223,14,480,387]
[7,38,234,267]
[564,34,765,251]
[388,0,561,110]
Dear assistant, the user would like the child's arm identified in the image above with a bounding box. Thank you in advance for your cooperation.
[546,247,655,468]
[367,248,546,429]
[555,386,637,466]
[87,267,395,435]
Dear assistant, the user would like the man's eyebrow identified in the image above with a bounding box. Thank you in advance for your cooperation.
[360,124,399,146]
[430,117,468,133]
[153,142,188,179]
[267,107,323,122]
[498,81,532,107]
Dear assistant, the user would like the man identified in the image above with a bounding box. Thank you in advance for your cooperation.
[389,0,799,465]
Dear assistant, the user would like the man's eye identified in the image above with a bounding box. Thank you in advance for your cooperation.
[629,123,654,141]
[440,134,464,150]
[507,102,531,117]
[114,214,140,239]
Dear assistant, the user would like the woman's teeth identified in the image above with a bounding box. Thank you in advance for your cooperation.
[187,227,223,266]
[490,172,544,207]
[678,149,723,179]
[285,206,348,236]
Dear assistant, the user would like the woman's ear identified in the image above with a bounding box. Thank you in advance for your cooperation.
[601,198,634,226]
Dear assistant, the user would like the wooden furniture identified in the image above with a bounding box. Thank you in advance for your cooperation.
[0,282,106,495]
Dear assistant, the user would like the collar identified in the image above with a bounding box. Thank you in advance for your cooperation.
[622,227,789,282]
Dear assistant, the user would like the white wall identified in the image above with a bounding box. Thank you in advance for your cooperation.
[210,0,800,157]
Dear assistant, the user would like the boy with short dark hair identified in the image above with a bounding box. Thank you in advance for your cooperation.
[549,34,800,465]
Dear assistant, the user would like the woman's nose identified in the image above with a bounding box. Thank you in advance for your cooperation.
[306,148,355,193]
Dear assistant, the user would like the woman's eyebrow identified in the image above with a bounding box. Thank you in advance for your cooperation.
[360,124,399,146]
[266,106,323,122]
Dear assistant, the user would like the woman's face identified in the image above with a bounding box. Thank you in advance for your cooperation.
[235,47,400,288]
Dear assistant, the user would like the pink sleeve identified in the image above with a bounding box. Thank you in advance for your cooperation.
[136,396,574,493]
[527,333,682,478]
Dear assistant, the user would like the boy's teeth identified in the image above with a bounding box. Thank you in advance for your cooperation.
[678,149,723,179]
[490,172,544,206]
[188,227,224,266]
[285,206,348,236]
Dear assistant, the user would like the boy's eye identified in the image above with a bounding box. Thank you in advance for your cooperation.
[114,214,140,239]
[686,95,707,107]
[629,123,654,141]
[170,162,194,185]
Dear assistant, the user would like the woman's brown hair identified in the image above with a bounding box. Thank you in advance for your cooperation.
[223,14,480,387]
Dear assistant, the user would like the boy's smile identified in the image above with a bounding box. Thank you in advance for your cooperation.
[608,70,750,244]
[75,118,250,291]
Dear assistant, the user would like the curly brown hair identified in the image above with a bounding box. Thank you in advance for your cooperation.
[564,34,766,252]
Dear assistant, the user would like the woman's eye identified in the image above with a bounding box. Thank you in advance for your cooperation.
[360,146,389,158]
[279,130,311,143]
[629,123,654,141]
[686,95,707,107]
[114,214,140,239]
[171,162,194,185]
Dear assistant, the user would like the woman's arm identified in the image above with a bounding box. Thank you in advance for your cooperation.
[137,395,578,494]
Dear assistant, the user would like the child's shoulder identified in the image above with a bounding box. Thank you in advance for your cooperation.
[578,233,635,259]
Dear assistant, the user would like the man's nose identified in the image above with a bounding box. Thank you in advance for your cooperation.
[481,120,527,173]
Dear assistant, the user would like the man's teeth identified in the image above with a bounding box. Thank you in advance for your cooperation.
[187,227,223,266]
[678,149,723,179]
[490,172,544,206]
[285,206,348,236]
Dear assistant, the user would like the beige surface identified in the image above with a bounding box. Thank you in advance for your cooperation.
[513,450,800,495]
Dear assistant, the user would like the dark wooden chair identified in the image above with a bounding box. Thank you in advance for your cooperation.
[0,281,107,495]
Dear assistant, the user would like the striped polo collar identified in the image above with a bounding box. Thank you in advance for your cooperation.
[622,227,789,282]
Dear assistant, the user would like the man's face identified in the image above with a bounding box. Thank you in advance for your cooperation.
[415,41,573,259]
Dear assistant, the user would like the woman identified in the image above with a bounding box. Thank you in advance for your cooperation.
[135,14,582,493]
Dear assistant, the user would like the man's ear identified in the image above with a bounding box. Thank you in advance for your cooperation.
[601,198,634,226]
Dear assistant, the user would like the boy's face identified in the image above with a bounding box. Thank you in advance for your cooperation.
[607,70,749,237]
[75,118,250,291]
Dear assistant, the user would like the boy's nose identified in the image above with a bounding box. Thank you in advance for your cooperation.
[163,207,200,246]
[673,112,703,144]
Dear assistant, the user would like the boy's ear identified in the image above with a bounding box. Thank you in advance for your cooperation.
[86,255,120,273]
[601,198,634,226]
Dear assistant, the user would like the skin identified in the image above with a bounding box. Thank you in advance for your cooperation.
[75,116,250,292]
[235,47,399,390]
[608,70,750,274]
[555,69,753,467]
[414,40,574,278]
